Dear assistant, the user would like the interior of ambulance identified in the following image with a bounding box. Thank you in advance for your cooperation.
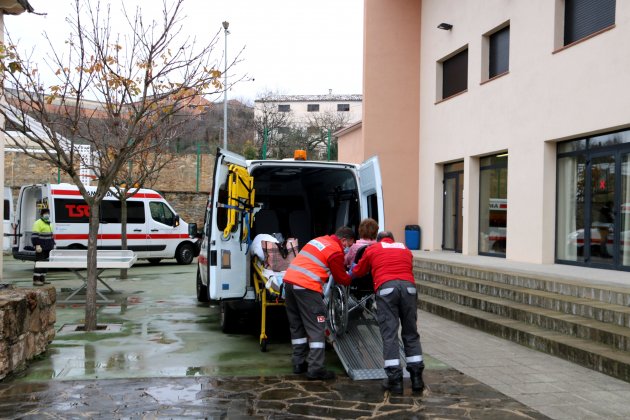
[216,164,362,250]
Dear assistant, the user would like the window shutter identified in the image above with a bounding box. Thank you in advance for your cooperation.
[564,0,615,45]
[489,26,510,78]
[442,49,468,99]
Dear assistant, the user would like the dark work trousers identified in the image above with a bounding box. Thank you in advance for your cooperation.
[375,280,423,377]
[284,282,328,374]
[34,249,51,279]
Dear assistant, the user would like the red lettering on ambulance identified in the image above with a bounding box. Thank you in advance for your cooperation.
[66,204,90,218]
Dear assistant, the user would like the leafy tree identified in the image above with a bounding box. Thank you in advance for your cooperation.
[0,0,233,330]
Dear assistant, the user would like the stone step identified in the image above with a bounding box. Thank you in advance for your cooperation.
[414,268,630,328]
[413,258,630,306]
[419,294,630,383]
[418,280,630,351]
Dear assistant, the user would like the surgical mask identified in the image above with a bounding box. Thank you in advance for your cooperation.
[42,214,50,221]
[344,246,350,254]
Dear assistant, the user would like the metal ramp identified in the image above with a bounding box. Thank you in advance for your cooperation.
[329,313,407,380]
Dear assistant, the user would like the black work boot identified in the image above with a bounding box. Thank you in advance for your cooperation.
[407,362,425,393]
[293,361,308,374]
[33,275,44,286]
[382,368,403,395]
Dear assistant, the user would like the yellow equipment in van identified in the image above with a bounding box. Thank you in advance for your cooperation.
[223,164,255,242]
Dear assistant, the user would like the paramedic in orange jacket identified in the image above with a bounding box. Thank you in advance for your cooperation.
[283,226,355,380]
[351,231,424,395]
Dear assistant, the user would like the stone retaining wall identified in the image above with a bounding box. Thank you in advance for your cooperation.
[0,285,56,380]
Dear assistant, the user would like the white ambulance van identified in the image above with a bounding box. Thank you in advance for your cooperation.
[3,187,14,252]
[12,183,198,264]
[195,149,384,327]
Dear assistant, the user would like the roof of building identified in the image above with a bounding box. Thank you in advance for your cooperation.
[255,94,362,103]
[334,120,362,138]
[0,0,34,14]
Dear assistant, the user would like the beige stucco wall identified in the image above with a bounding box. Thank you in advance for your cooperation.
[419,0,630,263]
[363,0,421,243]
[337,123,364,164]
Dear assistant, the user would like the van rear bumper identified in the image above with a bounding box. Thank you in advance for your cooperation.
[12,248,36,261]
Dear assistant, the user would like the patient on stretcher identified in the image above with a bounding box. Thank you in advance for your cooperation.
[250,233,298,297]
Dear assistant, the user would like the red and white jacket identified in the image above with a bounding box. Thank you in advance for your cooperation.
[351,238,415,291]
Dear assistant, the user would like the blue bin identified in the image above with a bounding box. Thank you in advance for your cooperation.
[405,225,421,250]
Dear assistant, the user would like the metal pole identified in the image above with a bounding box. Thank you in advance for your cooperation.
[222,21,229,150]
[327,129,331,161]
[263,127,268,160]
[196,142,200,192]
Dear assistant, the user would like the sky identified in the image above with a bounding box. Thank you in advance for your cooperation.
[4,0,364,104]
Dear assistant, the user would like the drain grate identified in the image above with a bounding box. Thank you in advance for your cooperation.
[58,323,123,333]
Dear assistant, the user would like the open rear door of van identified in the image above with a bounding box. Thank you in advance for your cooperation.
[207,149,250,300]
[358,156,385,229]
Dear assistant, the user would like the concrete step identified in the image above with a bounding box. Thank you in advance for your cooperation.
[413,258,630,306]
[415,268,630,328]
[420,294,630,383]
[418,279,630,351]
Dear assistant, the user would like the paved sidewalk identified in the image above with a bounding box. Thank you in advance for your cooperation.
[420,309,630,419]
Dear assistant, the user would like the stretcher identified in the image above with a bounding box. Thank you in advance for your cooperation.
[251,256,286,352]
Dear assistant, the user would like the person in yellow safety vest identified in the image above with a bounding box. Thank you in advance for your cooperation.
[282,226,355,380]
[32,208,55,286]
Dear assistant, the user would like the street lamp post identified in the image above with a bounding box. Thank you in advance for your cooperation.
[222,21,229,150]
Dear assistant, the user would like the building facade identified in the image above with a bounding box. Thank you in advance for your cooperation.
[353,0,630,271]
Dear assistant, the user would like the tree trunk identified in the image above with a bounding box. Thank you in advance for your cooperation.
[84,203,100,331]
[120,196,128,279]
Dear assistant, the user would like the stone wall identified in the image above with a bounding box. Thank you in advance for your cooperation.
[0,285,56,380]
[163,191,209,228]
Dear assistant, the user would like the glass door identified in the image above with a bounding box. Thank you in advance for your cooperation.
[443,163,463,252]
[589,153,615,266]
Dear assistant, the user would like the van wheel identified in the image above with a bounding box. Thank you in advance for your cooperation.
[147,258,162,265]
[175,243,195,265]
[220,301,235,333]
[196,269,209,302]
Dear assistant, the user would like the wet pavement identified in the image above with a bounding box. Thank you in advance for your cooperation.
[0,371,546,419]
[0,256,548,418]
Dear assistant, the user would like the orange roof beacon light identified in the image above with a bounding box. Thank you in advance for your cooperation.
[294,150,307,160]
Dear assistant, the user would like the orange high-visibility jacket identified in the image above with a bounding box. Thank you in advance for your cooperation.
[283,235,342,293]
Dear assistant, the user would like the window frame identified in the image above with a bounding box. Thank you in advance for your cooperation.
[278,104,290,112]
[438,46,469,102]
[307,104,320,112]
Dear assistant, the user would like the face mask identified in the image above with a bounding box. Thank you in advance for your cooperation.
[42,214,50,221]
[344,246,350,254]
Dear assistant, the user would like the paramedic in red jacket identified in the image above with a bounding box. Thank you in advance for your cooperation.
[283,226,355,380]
[351,231,424,394]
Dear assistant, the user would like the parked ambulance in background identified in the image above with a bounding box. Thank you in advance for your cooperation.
[3,187,14,252]
[12,183,198,264]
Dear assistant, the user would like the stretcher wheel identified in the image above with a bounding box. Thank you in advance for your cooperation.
[260,338,268,352]
[328,285,348,336]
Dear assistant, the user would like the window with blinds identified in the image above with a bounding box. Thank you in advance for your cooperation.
[489,26,510,78]
[442,48,468,100]
[564,0,615,45]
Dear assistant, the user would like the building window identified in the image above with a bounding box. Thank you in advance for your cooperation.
[307,104,319,112]
[479,154,508,256]
[489,25,510,78]
[556,129,630,270]
[278,104,290,112]
[441,47,468,100]
[277,126,290,134]
[564,0,615,46]
[337,104,350,112]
